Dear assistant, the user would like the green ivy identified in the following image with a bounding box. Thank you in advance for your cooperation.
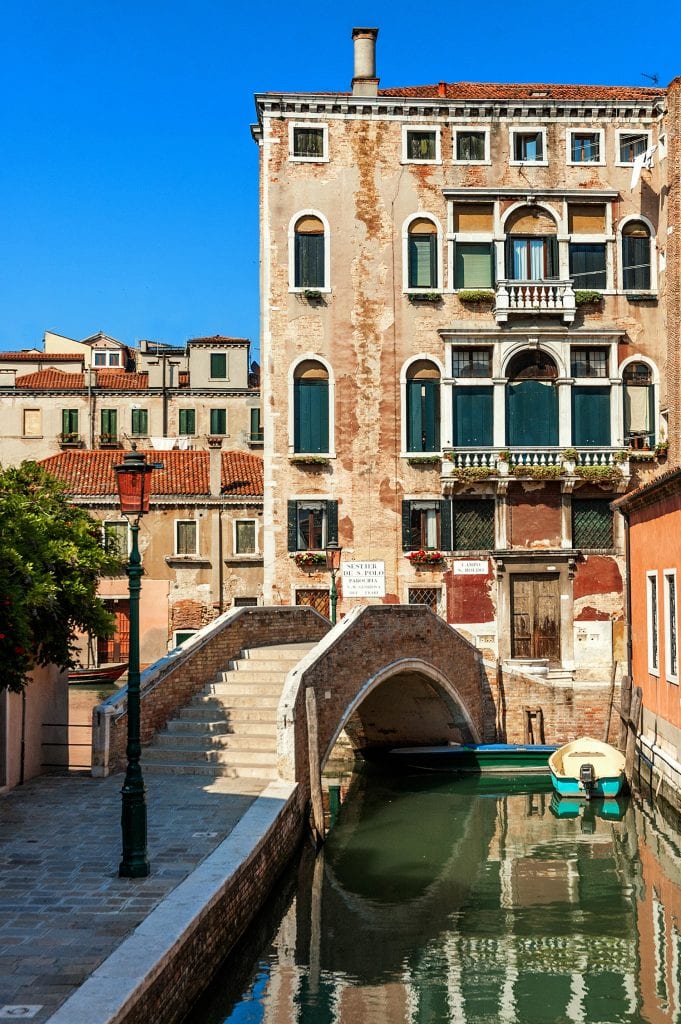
[449,466,498,482]
[575,465,623,483]
[512,464,564,480]
[458,290,495,303]
[575,290,603,306]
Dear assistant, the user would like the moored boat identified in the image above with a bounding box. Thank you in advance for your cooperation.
[549,737,626,800]
[68,662,127,686]
[386,743,558,774]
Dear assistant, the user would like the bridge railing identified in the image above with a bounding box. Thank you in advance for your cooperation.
[91,605,329,776]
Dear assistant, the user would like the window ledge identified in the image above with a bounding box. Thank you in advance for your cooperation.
[289,155,329,164]
[165,555,211,567]
[509,160,549,167]
[224,555,263,564]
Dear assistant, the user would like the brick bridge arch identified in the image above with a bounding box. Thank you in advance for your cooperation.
[278,604,494,787]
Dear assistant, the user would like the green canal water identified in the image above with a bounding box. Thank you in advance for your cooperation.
[185,769,681,1024]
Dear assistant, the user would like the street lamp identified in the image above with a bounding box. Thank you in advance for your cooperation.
[325,540,342,625]
[113,447,154,878]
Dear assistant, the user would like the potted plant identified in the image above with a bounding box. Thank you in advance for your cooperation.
[655,440,669,459]
[408,291,442,304]
[407,454,441,466]
[458,289,495,305]
[560,448,579,473]
[574,290,603,307]
[496,449,511,474]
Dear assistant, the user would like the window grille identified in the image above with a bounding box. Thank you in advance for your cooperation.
[452,500,494,551]
[572,500,613,549]
[408,588,440,611]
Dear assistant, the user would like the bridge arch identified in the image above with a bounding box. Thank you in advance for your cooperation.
[278,604,493,787]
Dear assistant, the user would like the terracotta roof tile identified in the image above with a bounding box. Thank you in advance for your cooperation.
[0,351,85,362]
[186,336,249,345]
[378,81,664,101]
[16,369,84,389]
[38,450,263,498]
[95,370,149,390]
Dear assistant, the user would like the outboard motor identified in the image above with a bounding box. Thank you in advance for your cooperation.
[579,762,596,800]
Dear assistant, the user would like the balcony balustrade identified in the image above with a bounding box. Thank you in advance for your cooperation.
[443,448,629,482]
[495,280,576,324]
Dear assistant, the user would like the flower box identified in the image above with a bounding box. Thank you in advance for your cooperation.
[406,549,445,566]
[293,551,327,568]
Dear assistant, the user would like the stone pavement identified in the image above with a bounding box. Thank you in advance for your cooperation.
[0,769,266,1022]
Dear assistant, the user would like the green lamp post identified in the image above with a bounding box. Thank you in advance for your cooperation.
[325,540,342,625]
[114,448,154,878]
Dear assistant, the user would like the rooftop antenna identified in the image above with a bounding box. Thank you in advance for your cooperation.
[641,72,659,85]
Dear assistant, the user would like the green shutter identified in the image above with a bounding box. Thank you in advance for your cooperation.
[210,353,227,378]
[507,381,557,446]
[570,244,606,289]
[62,409,78,434]
[401,501,412,550]
[287,501,298,551]
[131,409,148,435]
[326,501,338,545]
[455,244,493,288]
[440,500,452,551]
[572,387,611,446]
[210,409,226,434]
[295,233,325,288]
[409,235,436,288]
[407,380,440,452]
[294,380,328,453]
[623,235,650,290]
[101,409,117,437]
[250,407,262,441]
[179,409,195,434]
[453,386,493,446]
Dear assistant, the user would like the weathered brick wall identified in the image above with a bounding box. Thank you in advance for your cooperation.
[485,660,620,745]
[667,79,681,464]
[117,786,307,1024]
[94,606,329,774]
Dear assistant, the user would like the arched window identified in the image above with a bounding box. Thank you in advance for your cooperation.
[294,216,325,289]
[622,221,651,290]
[505,208,558,281]
[506,350,558,446]
[623,361,654,448]
[406,361,440,452]
[293,361,329,453]
[408,219,438,289]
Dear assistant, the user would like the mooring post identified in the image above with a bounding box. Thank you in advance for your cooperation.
[305,687,325,845]
[625,685,643,785]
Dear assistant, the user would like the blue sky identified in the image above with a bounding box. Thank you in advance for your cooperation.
[1,1,680,362]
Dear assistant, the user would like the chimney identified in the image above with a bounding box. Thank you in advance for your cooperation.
[352,27,379,97]
[207,435,223,497]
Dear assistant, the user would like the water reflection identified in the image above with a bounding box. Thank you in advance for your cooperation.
[185,769,681,1024]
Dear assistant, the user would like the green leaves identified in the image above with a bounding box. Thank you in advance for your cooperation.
[0,462,122,692]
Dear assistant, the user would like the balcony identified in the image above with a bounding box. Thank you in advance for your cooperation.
[495,280,576,325]
[443,448,629,488]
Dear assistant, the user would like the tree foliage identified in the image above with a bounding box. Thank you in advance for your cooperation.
[0,462,121,692]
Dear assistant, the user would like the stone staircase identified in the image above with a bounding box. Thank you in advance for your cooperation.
[143,642,316,780]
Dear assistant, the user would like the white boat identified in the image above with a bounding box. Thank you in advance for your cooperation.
[549,737,626,800]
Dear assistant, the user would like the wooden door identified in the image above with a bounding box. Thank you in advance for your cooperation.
[98,599,130,663]
[511,574,560,664]
[295,589,330,618]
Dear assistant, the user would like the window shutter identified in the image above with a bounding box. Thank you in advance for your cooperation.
[287,501,298,551]
[401,501,412,550]
[326,501,338,545]
[296,233,325,288]
[453,386,493,446]
[62,409,69,433]
[547,236,559,278]
[409,236,436,288]
[572,386,611,446]
[407,379,439,452]
[294,380,328,453]
[439,499,452,552]
[504,236,513,278]
[456,244,493,288]
[507,381,558,446]
[623,235,650,290]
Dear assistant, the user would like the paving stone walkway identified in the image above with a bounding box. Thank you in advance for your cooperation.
[0,770,265,1022]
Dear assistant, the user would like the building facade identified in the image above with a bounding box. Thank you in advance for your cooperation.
[253,28,679,693]
[40,446,264,665]
[0,330,262,466]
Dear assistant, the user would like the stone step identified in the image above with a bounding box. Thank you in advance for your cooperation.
[239,643,316,661]
[155,732,276,752]
[188,693,280,709]
[226,659,303,673]
[176,706,278,725]
[165,718,276,736]
[219,670,291,685]
[143,762,276,780]
[210,680,283,696]
[145,747,277,767]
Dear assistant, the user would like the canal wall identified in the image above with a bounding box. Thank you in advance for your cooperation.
[45,781,307,1024]
[92,605,329,776]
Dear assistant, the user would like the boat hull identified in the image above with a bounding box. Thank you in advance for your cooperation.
[387,743,557,774]
[550,770,624,799]
[548,737,626,799]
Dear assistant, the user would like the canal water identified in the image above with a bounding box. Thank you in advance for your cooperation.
[184,769,681,1024]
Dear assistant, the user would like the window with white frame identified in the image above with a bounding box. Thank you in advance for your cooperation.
[664,570,678,683]
[293,214,327,290]
[616,130,651,165]
[210,352,229,380]
[648,571,660,675]
[567,130,604,165]
[402,126,440,163]
[401,500,448,551]
[234,519,257,556]
[510,128,547,164]
[451,202,495,289]
[621,220,652,291]
[453,128,489,164]
[103,520,129,557]
[175,519,198,556]
[290,123,328,161]
[406,218,439,289]
[93,350,122,367]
